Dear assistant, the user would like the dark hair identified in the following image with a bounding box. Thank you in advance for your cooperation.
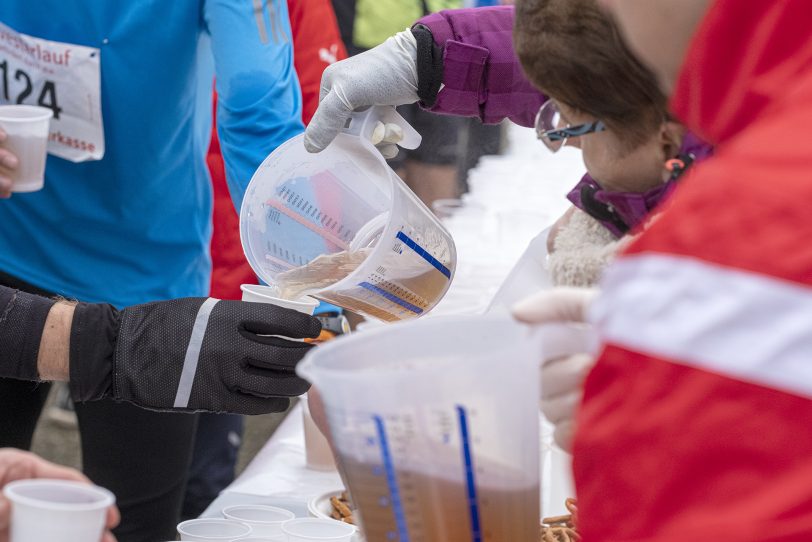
[514,0,668,147]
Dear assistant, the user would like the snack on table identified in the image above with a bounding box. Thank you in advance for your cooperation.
[330,491,355,525]
[540,498,580,542]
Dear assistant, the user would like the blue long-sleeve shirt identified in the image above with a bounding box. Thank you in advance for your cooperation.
[0,0,303,307]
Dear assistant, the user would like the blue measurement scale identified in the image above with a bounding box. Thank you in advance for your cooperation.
[367,406,483,542]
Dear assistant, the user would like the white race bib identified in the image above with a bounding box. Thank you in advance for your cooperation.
[0,21,103,162]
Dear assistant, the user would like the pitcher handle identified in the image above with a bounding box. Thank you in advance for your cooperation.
[343,106,422,150]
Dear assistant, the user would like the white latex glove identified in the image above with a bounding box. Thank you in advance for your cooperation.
[513,287,599,452]
[0,128,19,198]
[304,29,419,157]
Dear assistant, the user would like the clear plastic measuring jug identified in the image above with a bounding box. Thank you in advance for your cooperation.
[297,314,593,542]
[240,106,457,322]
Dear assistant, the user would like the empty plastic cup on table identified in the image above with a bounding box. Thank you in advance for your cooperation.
[297,314,595,542]
[240,284,319,315]
[222,505,295,538]
[281,518,355,542]
[177,518,253,541]
[302,393,337,471]
[0,105,53,193]
[228,538,286,542]
[3,479,115,542]
[240,105,456,323]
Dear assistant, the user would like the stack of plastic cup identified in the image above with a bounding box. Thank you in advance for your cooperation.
[177,518,253,541]
[0,105,53,193]
[281,518,355,542]
[3,479,115,542]
[222,505,294,538]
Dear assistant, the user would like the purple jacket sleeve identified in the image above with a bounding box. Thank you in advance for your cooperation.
[415,6,545,127]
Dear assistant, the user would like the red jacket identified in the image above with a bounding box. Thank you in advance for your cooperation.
[208,0,347,299]
[575,2,812,541]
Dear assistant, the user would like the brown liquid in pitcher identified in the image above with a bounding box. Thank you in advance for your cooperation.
[341,458,539,542]
[273,249,372,300]
[273,241,451,321]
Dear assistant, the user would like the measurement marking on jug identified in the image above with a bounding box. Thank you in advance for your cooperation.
[456,405,483,542]
[267,208,281,225]
[373,415,410,542]
[395,231,451,279]
[264,198,349,250]
[358,282,423,314]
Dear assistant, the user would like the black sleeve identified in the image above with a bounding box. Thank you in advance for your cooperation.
[412,23,444,108]
[69,301,121,403]
[0,285,55,382]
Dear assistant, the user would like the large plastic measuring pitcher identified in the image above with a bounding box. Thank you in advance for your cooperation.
[240,106,456,322]
[297,314,578,542]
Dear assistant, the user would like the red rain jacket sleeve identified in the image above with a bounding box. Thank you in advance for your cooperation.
[287,0,347,124]
[574,3,812,541]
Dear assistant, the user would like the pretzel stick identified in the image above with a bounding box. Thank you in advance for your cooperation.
[331,496,353,518]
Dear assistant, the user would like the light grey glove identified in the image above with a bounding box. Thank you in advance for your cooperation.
[304,29,419,158]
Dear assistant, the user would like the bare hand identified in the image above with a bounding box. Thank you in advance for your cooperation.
[0,449,119,542]
[0,128,18,199]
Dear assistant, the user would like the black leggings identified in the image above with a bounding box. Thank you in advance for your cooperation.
[0,272,199,542]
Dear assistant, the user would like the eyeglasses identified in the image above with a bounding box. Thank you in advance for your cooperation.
[535,100,606,153]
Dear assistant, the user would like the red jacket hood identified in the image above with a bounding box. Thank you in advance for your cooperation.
[671,0,812,146]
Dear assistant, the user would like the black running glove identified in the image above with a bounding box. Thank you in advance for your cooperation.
[69,297,322,414]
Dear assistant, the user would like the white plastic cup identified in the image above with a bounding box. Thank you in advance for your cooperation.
[222,505,295,538]
[0,105,53,192]
[240,284,319,315]
[3,479,115,542]
[228,538,286,542]
[281,518,355,542]
[302,394,337,471]
[177,518,253,541]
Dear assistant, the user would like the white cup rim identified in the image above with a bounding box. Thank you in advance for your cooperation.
[177,518,253,539]
[3,479,115,512]
[240,284,319,313]
[222,504,295,524]
[0,105,54,122]
[281,518,355,539]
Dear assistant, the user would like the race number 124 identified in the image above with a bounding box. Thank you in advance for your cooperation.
[0,58,62,119]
